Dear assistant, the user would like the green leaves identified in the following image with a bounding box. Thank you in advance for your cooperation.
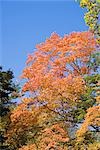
[77,0,100,42]
[0,67,19,150]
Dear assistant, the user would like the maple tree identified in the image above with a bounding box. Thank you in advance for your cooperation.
[22,31,95,104]
[5,31,100,150]
[1,0,99,149]
[21,31,96,125]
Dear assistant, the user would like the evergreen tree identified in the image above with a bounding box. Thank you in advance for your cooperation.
[0,66,19,150]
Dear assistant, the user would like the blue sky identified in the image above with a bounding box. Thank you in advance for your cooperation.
[1,0,88,80]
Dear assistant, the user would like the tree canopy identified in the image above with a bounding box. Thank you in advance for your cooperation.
[1,1,100,150]
[0,67,19,150]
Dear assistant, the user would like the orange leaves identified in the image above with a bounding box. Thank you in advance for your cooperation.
[76,105,100,139]
[96,96,100,103]
[36,33,61,53]
[86,105,100,126]
[21,31,96,112]
[10,102,35,125]
[15,31,98,149]
[22,31,96,91]
[19,144,37,150]
[88,142,100,150]
[38,123,69,150]
[6,102,44,149]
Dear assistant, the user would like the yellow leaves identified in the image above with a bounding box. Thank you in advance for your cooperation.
[22,97,33,104]
[76,105,100,140]
[88,142,100,150]
[37,112,48,125]
[96,95,100,103]
[80,0,89,6]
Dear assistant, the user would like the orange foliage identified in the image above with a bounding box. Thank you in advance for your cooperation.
[19,144,37,150]
[21,31,96,108]
[10,101,39,125]
[6,101,42,148]
[38,123,69,150]
[76,105,100,140]
[6,99,60,149]
[7,31,97,149]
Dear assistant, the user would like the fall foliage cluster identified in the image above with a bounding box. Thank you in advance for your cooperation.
[0,1,100,150]
[5,30,100,150]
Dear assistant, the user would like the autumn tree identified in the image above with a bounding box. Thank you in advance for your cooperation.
[6,97,69,149]
[21,31,96,124]
[18,123,69,150]
[6,31,99,149]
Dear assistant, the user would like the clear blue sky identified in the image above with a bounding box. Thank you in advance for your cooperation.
[1,0,88,80]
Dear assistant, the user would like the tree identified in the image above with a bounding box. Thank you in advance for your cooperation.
[18,123,69,150]
[6,31,98,149]
[76,0,100,43]
[0,66,19,150]
[74,2,100,148]
[22,31,96,105]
